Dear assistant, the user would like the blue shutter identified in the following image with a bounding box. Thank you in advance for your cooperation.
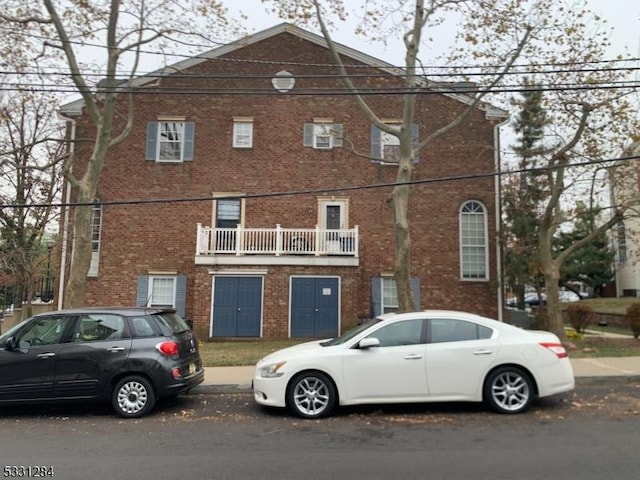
[411,277,421,311]
[370,125,381,161]
[136,276,149,306]
[146,122,158,160]
[411,124,420,163]
[332,124,343,148]
[174,275,187,317]
[183,122,195,161]
[303,123,314,147]
[370,277,382,317]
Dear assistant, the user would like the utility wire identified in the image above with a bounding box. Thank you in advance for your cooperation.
[2,155,638,210]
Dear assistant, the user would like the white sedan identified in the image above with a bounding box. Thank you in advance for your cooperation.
[253,310,575,419]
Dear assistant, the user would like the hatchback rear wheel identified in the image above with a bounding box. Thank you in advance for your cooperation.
[484,366,534,414]
[112,375,156,418]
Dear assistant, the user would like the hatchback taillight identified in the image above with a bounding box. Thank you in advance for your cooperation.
[540,342,568,359]
[156,341,179,356]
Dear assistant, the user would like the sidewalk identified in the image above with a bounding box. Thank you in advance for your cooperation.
[193,357,640,394]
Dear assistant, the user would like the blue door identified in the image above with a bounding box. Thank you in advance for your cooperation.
[212,277,262,337]
[291,277,339,338]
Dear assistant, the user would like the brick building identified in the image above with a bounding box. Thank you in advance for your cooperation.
[58,23,507,340]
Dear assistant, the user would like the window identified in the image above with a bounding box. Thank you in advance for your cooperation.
[303,123,343,149]
[371,277,420,316]
[18,315,73,346]
[380,131,400,162]
[148,276,176,308]
[233,119,253,148]
[366,319,424,347]
[371,124,420,163]
[216,199,241,228]
[88,201,102,277]
[146,121,195,162]
[73,314,126,342]
[213,196,244,252]
[460,201,488,280]
[136,275,187,317]
[430,319,493,343]
[382,277,399,314]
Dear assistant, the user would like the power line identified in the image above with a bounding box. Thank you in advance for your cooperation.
[2,155,638,210]
[0,25,638,77]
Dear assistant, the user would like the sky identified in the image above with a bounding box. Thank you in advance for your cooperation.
[226,0,640,66]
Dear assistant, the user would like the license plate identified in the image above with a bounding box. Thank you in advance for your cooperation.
[188,363,195,375]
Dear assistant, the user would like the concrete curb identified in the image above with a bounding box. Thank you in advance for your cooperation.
[191,376,640,395]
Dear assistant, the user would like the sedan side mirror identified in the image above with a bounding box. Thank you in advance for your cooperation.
[358,337,380,349]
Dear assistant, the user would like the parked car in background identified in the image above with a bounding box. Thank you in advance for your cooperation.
[0,307,204,418]
[253,310,575,419]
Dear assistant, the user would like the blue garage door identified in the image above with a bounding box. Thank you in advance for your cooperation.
[212,277,262,337]
[291,277,339,338]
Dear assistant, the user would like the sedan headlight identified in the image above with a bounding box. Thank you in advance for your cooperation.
[260,361,287,378]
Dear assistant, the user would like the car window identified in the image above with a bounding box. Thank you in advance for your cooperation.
[152,312,190,335]
[366,319,424,347]
[130,316,157,337]
[19,315,74,346]
[430,319,493,343]
[73,314,126,342]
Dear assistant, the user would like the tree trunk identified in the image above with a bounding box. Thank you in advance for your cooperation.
[392,182,414,312]
[63,197,93,308]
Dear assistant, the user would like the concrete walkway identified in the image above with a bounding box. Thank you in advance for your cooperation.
[193,356,640,394]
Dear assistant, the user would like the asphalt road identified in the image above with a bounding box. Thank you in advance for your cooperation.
[1,382,639,480]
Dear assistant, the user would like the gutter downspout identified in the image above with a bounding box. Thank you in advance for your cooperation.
[56,113,76,310]
[494,116,510,322]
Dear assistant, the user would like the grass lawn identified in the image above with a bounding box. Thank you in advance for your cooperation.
[198,339,308,367]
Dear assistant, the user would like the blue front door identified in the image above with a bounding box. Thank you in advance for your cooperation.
[212,277,262,337]
[291,277,339,338]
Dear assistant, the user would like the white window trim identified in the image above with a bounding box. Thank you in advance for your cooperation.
[317,197,349,230]
[459,200,489,281]
[157,121,185,163]
[381,276,399,314]
[314,124,333,149]
[147,275,177,308]
[233,118,254,148]
[88,202,102,277]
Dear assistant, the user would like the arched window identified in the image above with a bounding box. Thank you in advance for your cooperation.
[459,201,488,280]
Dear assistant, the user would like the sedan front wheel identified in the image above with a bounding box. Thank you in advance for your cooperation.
[484,366,534,414]
[286,372,337,419]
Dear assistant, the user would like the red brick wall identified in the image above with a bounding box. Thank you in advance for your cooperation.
[62,30,501,337]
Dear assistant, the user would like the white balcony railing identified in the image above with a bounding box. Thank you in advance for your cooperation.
[196,223,358,257]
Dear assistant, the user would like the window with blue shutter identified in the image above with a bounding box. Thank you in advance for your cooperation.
[371,276,421,316]
[145,121,195,162]
[136,274,187,317]
[303,123,343,149]
[370,124,420,163]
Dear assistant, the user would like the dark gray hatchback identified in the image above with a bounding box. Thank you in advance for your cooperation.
[0,307,204,418]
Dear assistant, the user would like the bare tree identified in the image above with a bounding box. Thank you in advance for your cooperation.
[0,0,235,307]
[0,90,64,317]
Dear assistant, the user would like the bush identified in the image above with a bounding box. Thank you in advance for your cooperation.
[566,303,594,334]
[625,303,640,339]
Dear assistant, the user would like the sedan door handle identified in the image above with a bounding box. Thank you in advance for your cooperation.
[37,352,56,358]
[473,349,493,356]
[107,346,125,352]
[404,354,423,360]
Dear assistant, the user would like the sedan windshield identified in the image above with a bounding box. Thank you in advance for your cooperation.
[321,319,381,346]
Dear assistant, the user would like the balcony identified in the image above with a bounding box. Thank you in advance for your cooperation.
[195,223,359,267]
